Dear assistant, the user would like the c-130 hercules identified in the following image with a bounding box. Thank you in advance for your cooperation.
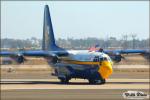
[1,5,148,84]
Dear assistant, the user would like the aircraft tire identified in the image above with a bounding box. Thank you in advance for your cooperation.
[99,79,106,85]
[88,79,97,84]
[88,79,106,84]
[59,78,69,84]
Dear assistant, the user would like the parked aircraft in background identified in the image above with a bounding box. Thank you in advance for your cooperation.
[0,5,149,84]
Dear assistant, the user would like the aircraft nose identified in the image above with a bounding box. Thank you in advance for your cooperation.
[98,61,113,79]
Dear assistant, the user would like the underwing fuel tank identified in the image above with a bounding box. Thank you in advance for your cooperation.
[98,61,113,79]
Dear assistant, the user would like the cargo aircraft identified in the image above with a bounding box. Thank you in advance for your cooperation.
[0,5,149,84]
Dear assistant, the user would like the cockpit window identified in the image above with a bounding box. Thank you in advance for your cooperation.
[103,57,107,61]
[93,56,111,62]
[99,58,103,61]
[100,57,111,62]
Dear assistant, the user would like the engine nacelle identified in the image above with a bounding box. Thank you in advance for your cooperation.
[110,53,123,63]
[113,54,122,62]
[46,56,59,64]
[15,54,25,64]
[143,52,150,60]
[51,56,59,64]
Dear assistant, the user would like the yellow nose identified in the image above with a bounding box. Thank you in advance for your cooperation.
[98,61,113,79]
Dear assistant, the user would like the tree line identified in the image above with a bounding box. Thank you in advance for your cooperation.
[1,37,149,50]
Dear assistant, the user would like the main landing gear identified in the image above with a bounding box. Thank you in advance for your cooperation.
[88,79,106,84]
[59,77,70,84]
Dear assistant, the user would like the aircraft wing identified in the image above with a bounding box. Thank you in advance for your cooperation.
[103,49,149,62]
[103,49,148,54]
[0,50,68,63]
[0,50,68,56]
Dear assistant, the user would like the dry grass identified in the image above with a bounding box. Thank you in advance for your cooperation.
[114,54,149,65]
[1,65,149,73]
[113,68,149,72]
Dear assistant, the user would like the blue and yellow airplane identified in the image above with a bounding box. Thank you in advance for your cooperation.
[0,5,149,84]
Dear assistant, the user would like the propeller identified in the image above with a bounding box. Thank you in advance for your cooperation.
[110,52,126,63]
[142,50,150,60]
[45,54,59,64]
[15,54,26,64]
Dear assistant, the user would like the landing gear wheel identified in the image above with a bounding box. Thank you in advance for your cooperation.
[99,79,106,85]
[59,78,69,84]
[88,79,97,84]
[88,79,106,84]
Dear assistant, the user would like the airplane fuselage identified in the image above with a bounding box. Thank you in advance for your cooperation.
[50,50,113,84]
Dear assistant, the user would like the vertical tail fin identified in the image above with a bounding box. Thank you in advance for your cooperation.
[42,5,62,51]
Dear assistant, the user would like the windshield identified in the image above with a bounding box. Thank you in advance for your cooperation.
[93,55,112,62]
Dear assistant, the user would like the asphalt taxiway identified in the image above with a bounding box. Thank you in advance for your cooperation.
[1,64,149,100]
[1,79,149,100]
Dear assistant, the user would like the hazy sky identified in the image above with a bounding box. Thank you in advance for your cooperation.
[1,1,149,40]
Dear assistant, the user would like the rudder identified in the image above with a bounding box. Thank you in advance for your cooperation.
[42,5,62,51]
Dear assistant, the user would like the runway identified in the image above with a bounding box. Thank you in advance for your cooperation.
[1,79,149,100]
[1,64,149,100]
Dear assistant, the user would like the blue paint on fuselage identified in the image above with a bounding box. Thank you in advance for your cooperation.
[54,63,100,79]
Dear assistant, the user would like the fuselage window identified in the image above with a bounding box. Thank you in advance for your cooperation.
[99,58,103,61]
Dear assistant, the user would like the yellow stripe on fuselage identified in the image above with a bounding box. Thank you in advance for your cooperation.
[64,60,99,65]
